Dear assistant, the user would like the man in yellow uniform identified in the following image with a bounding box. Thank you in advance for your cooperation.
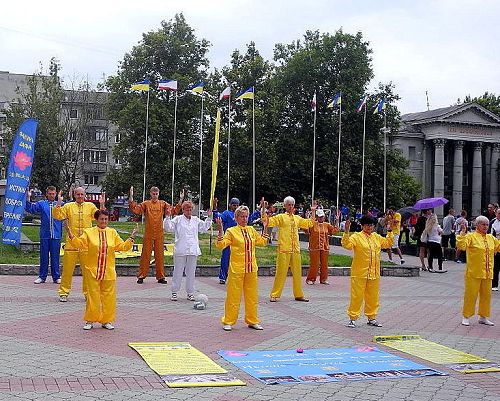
[341,215,394,328]
[457,215,500,326]
[53,187,105,302]
[385,209,405,265]
[264,196,315,302]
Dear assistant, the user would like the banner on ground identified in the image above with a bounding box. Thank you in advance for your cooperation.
[218,347,445,384]
[2,119,38,246]
[373,335,500,373]
[129,342,245,388]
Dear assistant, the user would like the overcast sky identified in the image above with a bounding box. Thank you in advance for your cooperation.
[1,0,498,114]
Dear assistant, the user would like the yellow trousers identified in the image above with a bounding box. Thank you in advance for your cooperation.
[58,250,88,297]
[221,271,259,326]
[463,277,491,318]
[84,277,116,323]
[348,277,380,321]
[270,253,304,299]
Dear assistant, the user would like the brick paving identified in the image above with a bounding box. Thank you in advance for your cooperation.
[0,246,499,400]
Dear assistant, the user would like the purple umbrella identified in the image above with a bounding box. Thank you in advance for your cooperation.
[413,197,449,210]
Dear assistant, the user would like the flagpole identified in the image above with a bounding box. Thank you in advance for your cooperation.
[199,94,204,218]
[252,89,256,209]
[226,95,231,207]
[360,101,367,214]
[383,112,387,213]
[171,91,178,205]
[311,94,317,203]
[142,90,150,203]
[336,93,342,212]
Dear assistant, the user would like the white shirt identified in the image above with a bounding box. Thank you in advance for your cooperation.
[427,224,443,243]
[163,215,212,256]
[491,219,500,239]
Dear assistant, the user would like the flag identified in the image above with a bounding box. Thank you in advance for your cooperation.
[374,98,386,114]
[219,86,231,101]
[187,81,204,94]
[158,79,178,91]
[311,92,317,112]
[327,92,342,109]
[235,87,254,100]
[356,96,367,112]
[209,109,221,210]
[131,80,151,91]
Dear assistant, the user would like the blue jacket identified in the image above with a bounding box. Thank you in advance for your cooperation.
[25,200,63,240]
[213,209,236,231]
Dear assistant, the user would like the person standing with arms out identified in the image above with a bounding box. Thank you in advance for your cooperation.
[488,208,500,291]
[457,216,500,326]
[163,201,212,301]
[53,187,105,302]
[441,209,456,259]
[263,196,315,302]
[129,186,182,284]
[212,197,240,284]
[67,210,137,330]
[341,215,394,328]
[385,209,405,265]
[216,205,269,331]
[422,214,445,273]
[25,186,63,284]
[305,209,339,285]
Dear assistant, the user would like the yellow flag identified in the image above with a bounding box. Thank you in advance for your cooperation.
[209,109,221,210]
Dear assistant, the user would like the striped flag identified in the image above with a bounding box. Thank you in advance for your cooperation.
[187,81,204,94]
[311,92,317,112]
[356,96,368,112]
[373,98,386,114]
[327,92,342,109]
[219,86,231,101]
[235,87,254,100]
[131,80,150,91]
[158,79,178,91]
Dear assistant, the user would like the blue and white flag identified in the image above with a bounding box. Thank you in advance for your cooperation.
[2,119,38,246]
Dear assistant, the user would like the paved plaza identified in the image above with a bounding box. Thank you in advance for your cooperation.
[0,248,499,401]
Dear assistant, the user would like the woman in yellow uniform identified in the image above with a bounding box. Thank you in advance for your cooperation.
[216,206,269,331]
[341,215,394,328]
[68,210,137,330]
[457,215,500,326]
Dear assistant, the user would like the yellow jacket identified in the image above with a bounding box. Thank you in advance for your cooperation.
[216,225,269,274]
[268,213,314,253]
[388,212,402,235]
[69,226,133,281]
[341,231,394,279]
[456,232,500,279]
[53,201,98,249]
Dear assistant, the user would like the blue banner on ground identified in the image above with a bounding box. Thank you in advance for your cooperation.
[218,347,446,384]
[2,119,38,246]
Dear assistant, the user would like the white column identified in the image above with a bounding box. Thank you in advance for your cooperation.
[421,141,427,198]
[471,142,483,217]
[490,143,500,204]
[433,138,446,217]
[452,140,464,213]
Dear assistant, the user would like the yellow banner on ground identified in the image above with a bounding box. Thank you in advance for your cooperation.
[129,342,246,388]
[60,243,174,258]
[373,335,500,373]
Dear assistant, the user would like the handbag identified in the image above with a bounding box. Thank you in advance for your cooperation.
[420,231,428,243]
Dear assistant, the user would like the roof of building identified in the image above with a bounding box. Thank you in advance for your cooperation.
[401,102,500,125]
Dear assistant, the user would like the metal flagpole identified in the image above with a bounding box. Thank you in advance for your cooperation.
[311,94,317,203]
[142,90,150,203]
[383,112,387,213]
[226,95,231,207]
[199,94,204,217]
[252,90,256,210]
[360,101,367,214]
[335,94,342,212]
[171,91,178,205]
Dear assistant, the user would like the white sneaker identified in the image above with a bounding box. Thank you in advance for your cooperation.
[367,319,382,327]
[346,320,356,328]
[248,323,263,330]
[187,294,195,301]
[34,278,45,284]
[461,317,470,326]
[478,317,494,326]
[101,323,115,330]
[171,293,178,301]
[222,324,232,331]
[492,287,499,291]
[83,322,93,330]
[59,295,68,302]
[54,278,61,284]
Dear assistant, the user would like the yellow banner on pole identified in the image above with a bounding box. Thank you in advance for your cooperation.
[209,109,221,210]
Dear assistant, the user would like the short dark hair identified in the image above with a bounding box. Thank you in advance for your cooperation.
[359,215,377,225]
[94,209,109,220]
[46,186,56,192]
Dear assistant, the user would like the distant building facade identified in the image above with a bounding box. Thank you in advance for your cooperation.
[393,103,500,217]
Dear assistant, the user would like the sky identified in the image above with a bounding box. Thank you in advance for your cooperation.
[1,0,499,114]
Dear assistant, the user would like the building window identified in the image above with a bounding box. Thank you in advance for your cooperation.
[408,146,416,160]
[84,175,99,185]
[83,149,107,163]
[69,109,78,119]
[95,129,107,141]
[115,132,121,143]
[69,131,77,141]
[114,157,121,166]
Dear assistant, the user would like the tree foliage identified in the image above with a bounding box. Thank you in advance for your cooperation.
[463,92,500,116]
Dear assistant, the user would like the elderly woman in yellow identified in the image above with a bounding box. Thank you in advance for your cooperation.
[216,205,269,331]
[68,210,137,331]
[457,215,500,327]
[341,215,394,328]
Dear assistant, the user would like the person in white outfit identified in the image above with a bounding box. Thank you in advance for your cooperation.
[163,201,212,301]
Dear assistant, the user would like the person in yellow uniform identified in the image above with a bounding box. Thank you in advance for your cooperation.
[341,215,394,328]
[53,187,105,302]
[385,209,405,265]
[457,215,500,327]
[216,205,269,331]
[263,196,315,302]
[68,210,137,330]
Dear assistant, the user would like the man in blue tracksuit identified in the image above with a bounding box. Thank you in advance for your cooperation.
[25,186,63,284]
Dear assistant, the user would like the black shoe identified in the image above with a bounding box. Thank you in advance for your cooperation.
[219,279,226,284]
[157,278,168,284]
[137,277,144,284]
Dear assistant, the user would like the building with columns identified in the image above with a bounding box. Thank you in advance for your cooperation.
[393,103,500,217]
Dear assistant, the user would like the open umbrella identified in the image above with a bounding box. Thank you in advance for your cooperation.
[413,197,449,210]
[397,206,419,221]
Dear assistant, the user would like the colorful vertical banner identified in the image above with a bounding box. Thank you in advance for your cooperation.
[209,109,221,210]
[2,118,38,246]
